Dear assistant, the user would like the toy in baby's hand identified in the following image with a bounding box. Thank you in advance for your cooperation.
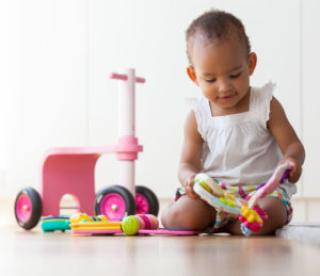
[193,162,292,236]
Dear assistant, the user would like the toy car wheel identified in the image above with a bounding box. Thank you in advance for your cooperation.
[95,185,135,221]
[14,187,42,230]
[135,186,159,216]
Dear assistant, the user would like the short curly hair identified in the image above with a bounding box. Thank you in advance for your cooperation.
[186,9,251,63]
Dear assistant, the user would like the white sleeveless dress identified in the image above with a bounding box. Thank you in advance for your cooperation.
[192,82,296,197]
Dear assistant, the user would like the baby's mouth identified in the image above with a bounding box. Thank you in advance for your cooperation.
[218,94,235,100]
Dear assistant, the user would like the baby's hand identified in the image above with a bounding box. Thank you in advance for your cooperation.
[184,175,200,199]
[281,157,302,183]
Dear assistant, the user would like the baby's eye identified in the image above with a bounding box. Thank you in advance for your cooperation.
[204,78,216,83]
[229,72,242,79]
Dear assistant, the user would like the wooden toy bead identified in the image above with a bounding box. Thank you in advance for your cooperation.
[121,214,159,235]
[135,214,159,230]
[121,216,140,235]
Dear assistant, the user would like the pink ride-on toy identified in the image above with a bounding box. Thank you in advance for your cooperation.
[14,68,159,230]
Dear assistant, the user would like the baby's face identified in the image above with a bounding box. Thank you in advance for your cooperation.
[188,35,256,113]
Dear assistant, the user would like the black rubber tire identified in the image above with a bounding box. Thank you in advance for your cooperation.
[135,185,159,216]
[14,187,42,230]
[95,185,135,219]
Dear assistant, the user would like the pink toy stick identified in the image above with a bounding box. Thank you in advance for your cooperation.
[110,73,146,83]
[248,161,292,208]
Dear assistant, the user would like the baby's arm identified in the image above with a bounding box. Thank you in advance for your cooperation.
[268,97,305,183]
[178,111,204,199]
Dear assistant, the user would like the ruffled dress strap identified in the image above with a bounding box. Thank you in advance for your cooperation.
[192,97,211,141]
[250,82,275,128]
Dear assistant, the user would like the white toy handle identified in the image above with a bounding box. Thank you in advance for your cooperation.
[110,69,145,137]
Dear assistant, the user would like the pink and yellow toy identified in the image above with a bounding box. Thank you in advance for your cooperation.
[70,213,123,234]
[193,162,292,236]
[14,69,159,230]
[70,213,198,236]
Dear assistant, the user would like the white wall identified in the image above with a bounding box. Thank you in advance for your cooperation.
[1,0,89,194]
[0,0,318,214]
[301,0,320,197]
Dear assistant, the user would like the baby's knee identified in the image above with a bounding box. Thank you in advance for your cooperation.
[161,200,214,230]
[161,205,189,229]
[250,198,288,235]
[260,198,288,224]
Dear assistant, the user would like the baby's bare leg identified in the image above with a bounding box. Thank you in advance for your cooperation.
[223,197,288,235]
[161,195,216,231]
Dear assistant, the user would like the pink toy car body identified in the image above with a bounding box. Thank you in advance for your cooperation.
[14,69,159,230]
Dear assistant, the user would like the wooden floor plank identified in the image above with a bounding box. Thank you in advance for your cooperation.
[2,198,320,276]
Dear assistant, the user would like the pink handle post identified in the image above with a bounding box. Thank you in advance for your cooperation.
[110,73,145,83]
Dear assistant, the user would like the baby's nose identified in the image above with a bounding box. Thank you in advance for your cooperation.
[217,78,232,93]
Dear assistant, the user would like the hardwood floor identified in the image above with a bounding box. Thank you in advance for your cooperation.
[2,198,320,276]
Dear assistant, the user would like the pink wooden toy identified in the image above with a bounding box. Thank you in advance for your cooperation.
[14,68,159,230]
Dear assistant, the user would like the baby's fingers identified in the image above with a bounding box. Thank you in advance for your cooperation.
[186,184,199,199]
[289,166,301,183]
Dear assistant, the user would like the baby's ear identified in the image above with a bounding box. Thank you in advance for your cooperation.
[248,52,257,75]
[186,66,198,84]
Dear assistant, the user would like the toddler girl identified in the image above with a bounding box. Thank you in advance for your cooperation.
[161,9,305,235]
